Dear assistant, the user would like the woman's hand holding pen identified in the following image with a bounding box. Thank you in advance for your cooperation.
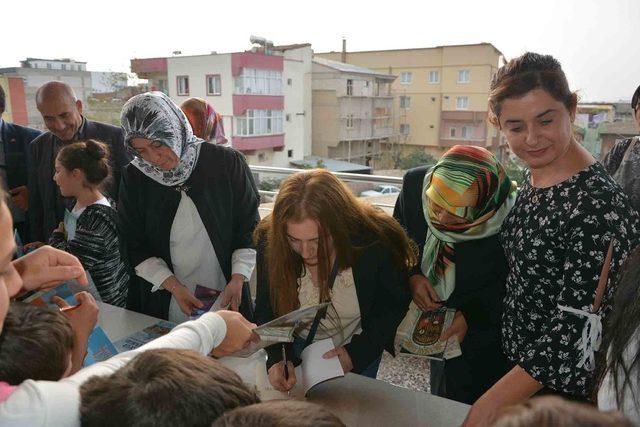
[268,359,297,392]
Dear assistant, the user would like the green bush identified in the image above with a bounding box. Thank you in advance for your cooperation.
[398,151,437,169]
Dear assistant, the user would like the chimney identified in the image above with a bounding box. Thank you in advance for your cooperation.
[341,38,347,63]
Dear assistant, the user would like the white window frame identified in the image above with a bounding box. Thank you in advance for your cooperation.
[177,75,189,96]
[234,109,284,136]
[346,114,354,129]
[400,124,410,135]
[461,126,469,139]
[457,69,470,83]
[428,70,440,84]
[400,96,411,109]
[206,74,221,96]
[400,72,413,85]
[456,96,469,110]
[450,127,456,138]
[346,79,353,96]
[235,68,282,95]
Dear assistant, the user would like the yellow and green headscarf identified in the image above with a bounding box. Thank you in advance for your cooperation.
[421,145,517,301]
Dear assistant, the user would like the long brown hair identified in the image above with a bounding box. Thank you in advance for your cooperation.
[255,169,416,316]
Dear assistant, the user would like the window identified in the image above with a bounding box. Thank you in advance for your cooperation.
[288,149,293,158]
[458,69,470,83]
[450,127,456,138]
[177,76,189,96]
[428,70,440,84]
[347,79,353,96]
[47,63,52,70]
[364,81,369,87]
[206,75,221,96]
[258,153,266,162]
[61,64,67,70]
[400,96,411,109]
[400,124,410,135]
[461,126,469,139]
[400,72,413,85]
[33,63,38,69]
[286,114,291,122]
[346,114,354,129]
[234,68,282,95]
[287,78,292,85]
[456,96,469,110]
[235,109,283,136]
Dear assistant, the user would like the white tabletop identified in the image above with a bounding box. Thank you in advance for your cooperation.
[96,303,470,426]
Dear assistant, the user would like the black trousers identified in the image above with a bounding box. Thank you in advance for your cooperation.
[431,328,510,405]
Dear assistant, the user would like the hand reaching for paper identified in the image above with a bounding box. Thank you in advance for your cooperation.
[210,310,259,357]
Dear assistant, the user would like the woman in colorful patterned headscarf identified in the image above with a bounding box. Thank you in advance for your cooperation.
[393,145,517,405]
[180,97,228,145]
[422,145,516,302]
[118,92,259,323]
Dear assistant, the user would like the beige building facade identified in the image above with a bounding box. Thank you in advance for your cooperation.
[317,43,505,159]
[312,57,395,165]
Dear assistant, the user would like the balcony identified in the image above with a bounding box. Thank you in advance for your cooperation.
[130,58,167,78]
[232,134,285,153]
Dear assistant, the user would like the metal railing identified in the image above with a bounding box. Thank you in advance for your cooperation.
[250,165,402,210]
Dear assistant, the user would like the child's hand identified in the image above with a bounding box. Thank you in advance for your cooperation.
[53,222,65,234]
[53,291,99,341]
[23,241,45,253]
[211,310,259,357]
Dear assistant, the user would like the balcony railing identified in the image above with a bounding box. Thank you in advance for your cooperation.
[249,165,403,210]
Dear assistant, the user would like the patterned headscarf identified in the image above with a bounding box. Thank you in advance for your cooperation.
[121,91,204,187]
[421,145,517,301]
[180,97,228,144]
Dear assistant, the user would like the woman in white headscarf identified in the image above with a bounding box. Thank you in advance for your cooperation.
[118,92,260,322]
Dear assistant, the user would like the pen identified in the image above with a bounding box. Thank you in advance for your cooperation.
[59,304,80,313]
[282,344,289,381]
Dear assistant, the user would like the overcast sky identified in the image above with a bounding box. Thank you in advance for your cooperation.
[2,0,637,102]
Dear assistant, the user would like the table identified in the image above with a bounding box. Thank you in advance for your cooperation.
[97,302,161,342]
[309,373,469,427]
[96,303,470,426]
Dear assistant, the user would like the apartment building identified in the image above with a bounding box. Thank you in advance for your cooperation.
[317,43,505,158]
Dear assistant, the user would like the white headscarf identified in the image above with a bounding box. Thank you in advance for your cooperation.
[121,91,204,186]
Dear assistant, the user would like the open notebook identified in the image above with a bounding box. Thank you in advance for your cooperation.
[254,338,344,400]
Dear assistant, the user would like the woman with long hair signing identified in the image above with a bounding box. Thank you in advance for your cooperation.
[254,169,416,391]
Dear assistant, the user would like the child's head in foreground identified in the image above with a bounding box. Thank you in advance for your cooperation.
[491,396,633,427]
[211,400,346,427]
[0,301,74,385]
[79,348,260,427]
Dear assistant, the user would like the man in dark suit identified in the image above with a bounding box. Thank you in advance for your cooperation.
[0,84,41,242]
[29,81,131,242]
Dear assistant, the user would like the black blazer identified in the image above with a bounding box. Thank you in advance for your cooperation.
[119,143,260,319]
[393,166,508,330]
[28,118,131,241]
[1,120,40,190]
[255,239,411,374]
[1,120,40,240]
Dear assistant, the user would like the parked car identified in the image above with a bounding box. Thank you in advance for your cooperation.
[360,185,401,197]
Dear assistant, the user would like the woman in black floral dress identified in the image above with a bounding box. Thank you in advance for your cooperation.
[464,52,639,426]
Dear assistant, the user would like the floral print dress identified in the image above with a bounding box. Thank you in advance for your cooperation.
[501,162,639,397]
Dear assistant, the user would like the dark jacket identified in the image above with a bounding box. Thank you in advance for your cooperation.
[28,118,130,242]
[392,166,508,330]
[255,238,412,374]
[119,143,260,319]
[1,120,41,240]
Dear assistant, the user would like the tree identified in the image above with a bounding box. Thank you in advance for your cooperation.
[398,150,437,170]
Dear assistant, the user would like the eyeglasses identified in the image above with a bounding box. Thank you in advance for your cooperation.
[126,140,164,158]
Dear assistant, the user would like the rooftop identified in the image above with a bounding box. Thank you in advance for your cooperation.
[313,57,396,79]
